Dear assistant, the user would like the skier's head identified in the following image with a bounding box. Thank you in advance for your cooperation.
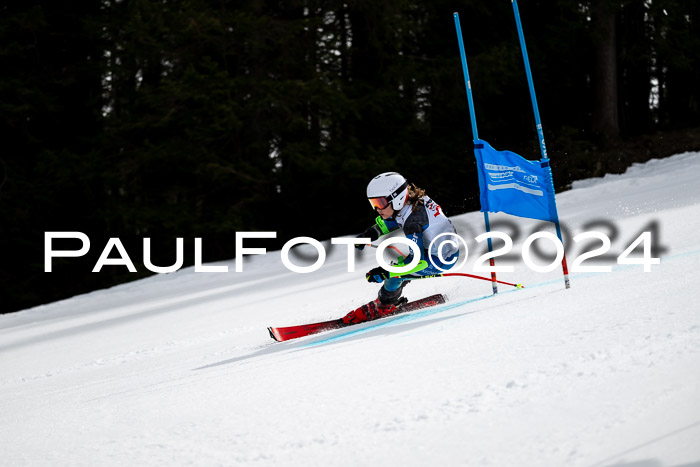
[366,172,409,215]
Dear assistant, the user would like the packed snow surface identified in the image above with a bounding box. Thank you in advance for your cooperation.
[2,153,700,466]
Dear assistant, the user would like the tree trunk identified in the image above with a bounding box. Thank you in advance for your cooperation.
[591,0,620,140]
[619,1,652,135]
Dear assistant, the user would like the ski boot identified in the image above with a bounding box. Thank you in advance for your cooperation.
[342,283,408,325]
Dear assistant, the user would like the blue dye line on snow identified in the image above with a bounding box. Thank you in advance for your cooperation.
[300,293,501,349]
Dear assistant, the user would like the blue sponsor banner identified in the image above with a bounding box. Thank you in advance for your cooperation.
[473,139,556,222]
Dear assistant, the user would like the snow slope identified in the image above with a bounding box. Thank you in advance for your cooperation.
[2,153,700,467]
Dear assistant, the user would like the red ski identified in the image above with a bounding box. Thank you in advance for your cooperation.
[268,294,446,342]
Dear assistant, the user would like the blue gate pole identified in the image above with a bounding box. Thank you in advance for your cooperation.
[511,0,570,288]
[454,12,498,294]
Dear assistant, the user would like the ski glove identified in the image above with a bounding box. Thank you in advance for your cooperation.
[355,226,380,250]
[366,266,391,283]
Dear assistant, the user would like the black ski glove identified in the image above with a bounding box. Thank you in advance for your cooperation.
[366,266,391,283]
[355,226,380,250]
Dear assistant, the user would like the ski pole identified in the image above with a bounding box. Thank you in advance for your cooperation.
[401,272,523,289]
[364,243,406,257]
[364,244,523,288]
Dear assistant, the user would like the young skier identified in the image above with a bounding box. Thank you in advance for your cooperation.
[343,172,459,324]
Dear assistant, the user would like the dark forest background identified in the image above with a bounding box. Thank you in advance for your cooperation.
[2,0,700,313]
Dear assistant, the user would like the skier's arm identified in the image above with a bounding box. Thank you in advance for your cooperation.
[364,211,429,281]
[374,216,400,236]
[355,216,400,250]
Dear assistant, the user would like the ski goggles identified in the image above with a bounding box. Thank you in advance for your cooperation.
[368,196,392,210]
[367,180,408,210]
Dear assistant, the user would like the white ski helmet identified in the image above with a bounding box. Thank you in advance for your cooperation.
[366,172,409,211]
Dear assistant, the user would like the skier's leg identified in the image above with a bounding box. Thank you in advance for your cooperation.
[378,278,407,305]
[342,251,460,325]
